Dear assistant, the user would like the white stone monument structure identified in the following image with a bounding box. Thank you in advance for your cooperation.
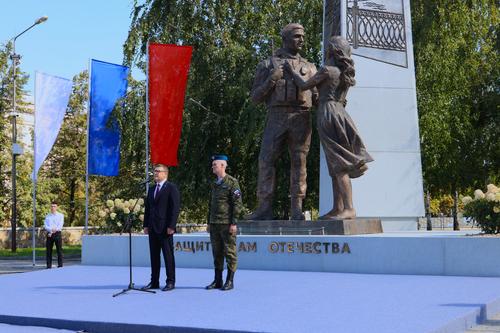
[322,0,424,230]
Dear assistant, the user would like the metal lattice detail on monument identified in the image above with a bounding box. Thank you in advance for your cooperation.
[344,0,408,67]
[347,6,406,52]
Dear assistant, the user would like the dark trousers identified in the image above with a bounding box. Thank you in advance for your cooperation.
[148,232,175,285]
[46,231,63,268]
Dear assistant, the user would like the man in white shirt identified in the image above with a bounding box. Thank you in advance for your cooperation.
[44,201,64,268]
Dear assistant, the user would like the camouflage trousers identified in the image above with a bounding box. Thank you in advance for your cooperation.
[209,224,237,272]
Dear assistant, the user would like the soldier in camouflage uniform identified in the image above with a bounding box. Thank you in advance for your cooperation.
[206,154,242,291]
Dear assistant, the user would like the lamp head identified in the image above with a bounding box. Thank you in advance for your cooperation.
[35,16,48,25]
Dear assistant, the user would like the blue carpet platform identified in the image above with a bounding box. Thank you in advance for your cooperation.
[1,265,500,332]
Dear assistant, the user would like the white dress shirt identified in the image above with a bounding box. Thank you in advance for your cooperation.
[44,212,64,233]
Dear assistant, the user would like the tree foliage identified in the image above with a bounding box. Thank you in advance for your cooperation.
[1,1,498,230]
[0,43,32,228]
[123,0,323,221]
[412,0,499,196]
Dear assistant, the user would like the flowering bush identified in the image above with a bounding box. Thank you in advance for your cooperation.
[462,184,500,233]
[99,198,145,233]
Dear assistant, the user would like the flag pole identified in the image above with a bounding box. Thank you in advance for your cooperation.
[32,71,38,267]
[85,59,92,234]
[145,41,150,192]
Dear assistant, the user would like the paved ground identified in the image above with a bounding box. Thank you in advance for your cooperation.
[0,257,80,275]
[0,258,82,332]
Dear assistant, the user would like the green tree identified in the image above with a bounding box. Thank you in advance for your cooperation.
[0,45,12,226]
[412,0,499,197]
[123,0,323,222]
[0,42,31,228]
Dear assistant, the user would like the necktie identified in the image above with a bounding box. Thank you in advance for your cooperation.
[154,184,161,198]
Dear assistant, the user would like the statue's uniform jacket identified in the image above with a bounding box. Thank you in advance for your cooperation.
[251,48,318,201]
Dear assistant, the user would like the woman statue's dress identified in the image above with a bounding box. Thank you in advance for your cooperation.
[314,66,373,178]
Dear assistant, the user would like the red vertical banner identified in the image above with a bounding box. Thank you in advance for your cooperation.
[148,43,193,166]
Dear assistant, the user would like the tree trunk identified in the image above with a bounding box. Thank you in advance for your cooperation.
[425,191,432,231]
[453,189,459,231]
[69,178,76,226]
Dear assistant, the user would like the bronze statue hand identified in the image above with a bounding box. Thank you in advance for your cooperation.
[283,62,297,78]
[283,61,292,72]
[270,66,283,81]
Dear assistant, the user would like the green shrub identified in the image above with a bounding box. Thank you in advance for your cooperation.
[462,184,500,233]
[98,198,144,233]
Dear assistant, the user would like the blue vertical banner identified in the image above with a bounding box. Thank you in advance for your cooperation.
[88,59,129,176]
[33,72,73,180]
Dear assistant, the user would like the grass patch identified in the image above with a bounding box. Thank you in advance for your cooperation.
[0,245,81,258]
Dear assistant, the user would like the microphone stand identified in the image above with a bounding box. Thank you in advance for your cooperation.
[113,181,155,297]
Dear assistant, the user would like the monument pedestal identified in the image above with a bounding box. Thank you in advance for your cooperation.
[237,219,382,235]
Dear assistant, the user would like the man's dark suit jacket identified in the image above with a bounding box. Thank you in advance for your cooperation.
[143,181,180,234]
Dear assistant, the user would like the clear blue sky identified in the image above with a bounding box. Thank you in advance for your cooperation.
[0,0,140,95]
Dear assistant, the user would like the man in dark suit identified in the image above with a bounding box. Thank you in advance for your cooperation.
[142,164,180,291]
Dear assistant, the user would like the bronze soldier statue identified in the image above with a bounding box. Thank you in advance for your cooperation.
[247,23,318,220]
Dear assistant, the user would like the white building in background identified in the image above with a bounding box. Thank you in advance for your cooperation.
[321,0,425,230]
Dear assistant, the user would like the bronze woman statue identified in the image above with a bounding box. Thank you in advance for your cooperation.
[284,36,373,219]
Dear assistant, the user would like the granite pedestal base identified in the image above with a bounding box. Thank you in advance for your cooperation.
[237,219,383,235]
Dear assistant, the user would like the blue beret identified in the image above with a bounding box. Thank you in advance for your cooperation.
[211,154,228,161]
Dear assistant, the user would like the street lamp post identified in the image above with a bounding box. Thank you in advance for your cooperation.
[9,16,48,252]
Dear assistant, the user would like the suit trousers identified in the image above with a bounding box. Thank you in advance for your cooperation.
[46,231,63,268]
[148,232,175,285]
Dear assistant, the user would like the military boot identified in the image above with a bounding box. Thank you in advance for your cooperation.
[205,269,223,290]
[245,200,273,220]
[221,270,235,291]
[290,197,305,220]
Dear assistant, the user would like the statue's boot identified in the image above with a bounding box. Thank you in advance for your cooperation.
[245,201,273,220]
[290,197,305,220]
[221,270,235,291]
[205,269,223,290]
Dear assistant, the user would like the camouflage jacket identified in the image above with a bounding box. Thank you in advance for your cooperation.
[208,174,242,225]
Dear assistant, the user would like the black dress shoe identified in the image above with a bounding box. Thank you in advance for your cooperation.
[162,283,175,291]
[141,282,160,290]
